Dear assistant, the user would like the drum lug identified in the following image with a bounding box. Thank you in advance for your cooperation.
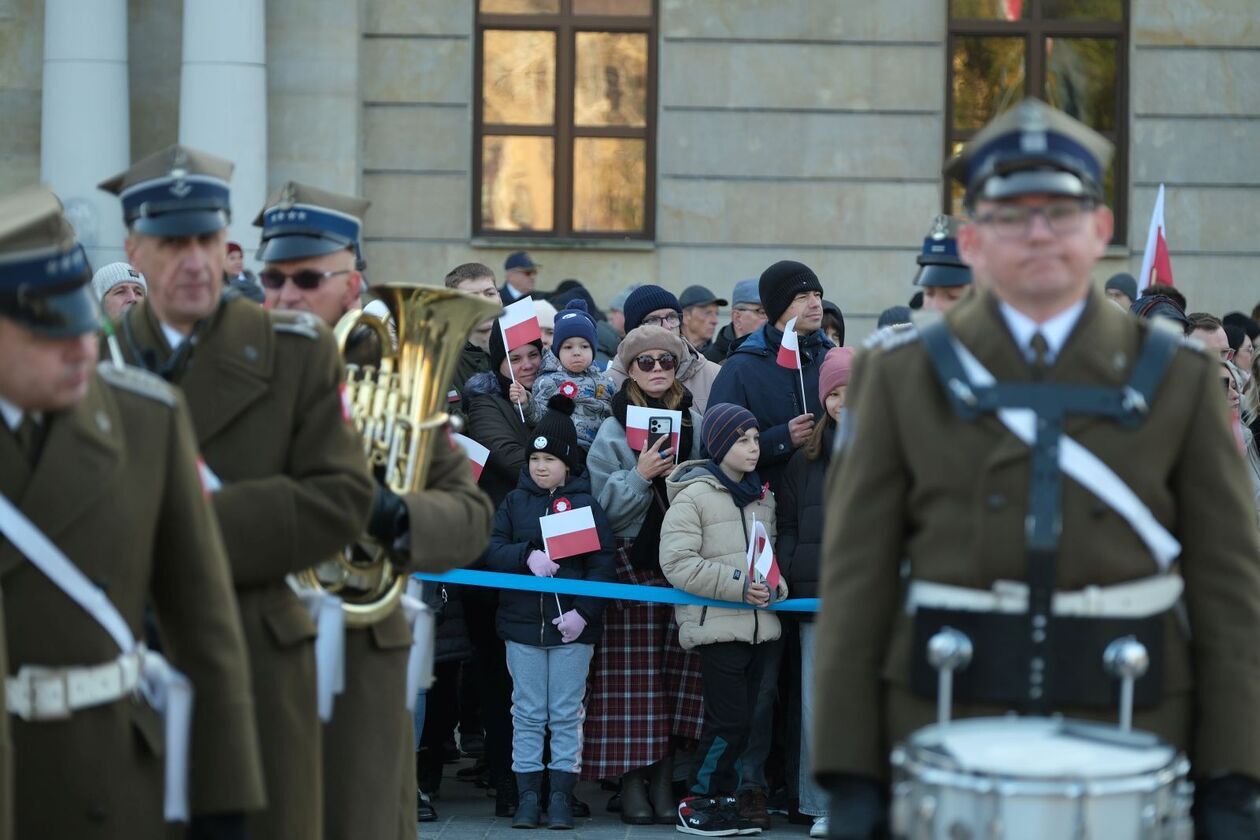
[890,780,912,837]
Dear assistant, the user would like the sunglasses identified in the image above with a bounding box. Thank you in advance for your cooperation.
[258,268,351,291]
[634,353,677,373]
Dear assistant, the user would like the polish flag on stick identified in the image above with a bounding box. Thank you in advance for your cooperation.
[1138,184,1174,289]
[746,515,780,591]
[776,316,809,411]
[540,506,601,561]
[624,405,683,461]
[498,297,539,423]
[452,433,490,482]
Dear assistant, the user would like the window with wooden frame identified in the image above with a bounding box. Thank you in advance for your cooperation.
[474,0,657,240]
[946,0,1128,243]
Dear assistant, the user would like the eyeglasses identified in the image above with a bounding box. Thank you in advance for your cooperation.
[641,313,680,328]
[733,306,766,317]
[258,268,351,290]
[972,200,1094,240]
[634,353,677,373]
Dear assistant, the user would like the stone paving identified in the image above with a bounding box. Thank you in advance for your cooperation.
[415,759,814,840]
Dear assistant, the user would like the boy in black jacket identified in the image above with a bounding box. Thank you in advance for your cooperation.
[486,395,616,829]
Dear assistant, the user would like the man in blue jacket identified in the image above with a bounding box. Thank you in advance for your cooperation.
[708,260,834,493]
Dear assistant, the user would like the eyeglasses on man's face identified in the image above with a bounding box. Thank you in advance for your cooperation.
[259,268,350,291]
[972,199,1095,240]
[642,313,681,328]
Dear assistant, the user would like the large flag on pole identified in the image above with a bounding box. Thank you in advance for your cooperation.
[499,297,541,350]
[540,506,601,560]
[746,517,780,591]
[776,316,801,369]
[1138,184,1174,289]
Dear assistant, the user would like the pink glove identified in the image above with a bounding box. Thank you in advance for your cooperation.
[526,550,559,577]
[552,610,588,643]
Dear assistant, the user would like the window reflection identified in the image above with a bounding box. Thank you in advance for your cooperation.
[573,0,653,14]
[950,0,1027,19]
[1046,37,1116,131]
[1043,0,1122,21]
[574,32,648,128]
[483,30,556,125]
[572,138,645,232]
[951,36,1025,130]
[479,0,560,13]
[481,136,555,232]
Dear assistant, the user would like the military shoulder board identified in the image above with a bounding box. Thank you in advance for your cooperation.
[97,361,178,407]
[861,322,919,352]
[271,310,322,340]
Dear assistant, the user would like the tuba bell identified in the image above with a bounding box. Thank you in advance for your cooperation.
[296,281,501,627]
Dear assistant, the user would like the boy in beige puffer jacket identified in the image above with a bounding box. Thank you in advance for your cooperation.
[659,403,788,836]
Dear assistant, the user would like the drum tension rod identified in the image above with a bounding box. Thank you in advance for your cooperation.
[1103,636,1149,732]
[927,627,973,726]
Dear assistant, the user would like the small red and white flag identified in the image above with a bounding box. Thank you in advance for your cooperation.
[746,517,780,591]
[540,506,601,560]
[624,405,682,456]
[338,382,354,423]
[499,297,541,351]
[1138,184,1174,289]
[776,317,801,370]
[452,433,490,482]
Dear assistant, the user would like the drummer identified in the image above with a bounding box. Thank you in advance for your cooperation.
[813,99,1260,838]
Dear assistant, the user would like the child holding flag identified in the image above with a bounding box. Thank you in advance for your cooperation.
[485,394,616,830]
[528,298,616,448]
[659,404,788,836]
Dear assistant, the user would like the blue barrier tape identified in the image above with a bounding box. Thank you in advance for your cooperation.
[413,568,820,613]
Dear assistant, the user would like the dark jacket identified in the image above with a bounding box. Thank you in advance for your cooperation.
[776,424,833,618]
[707,322,834,490]
[451,341,491,420]
[595,320,619,370]
[704,323,738,363]
[485,470,616,646]
[462,371,536,507]
[423,582,473,664]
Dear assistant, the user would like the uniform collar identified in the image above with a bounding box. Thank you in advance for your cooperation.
[0,396,23,431]
[997,296,1087,364]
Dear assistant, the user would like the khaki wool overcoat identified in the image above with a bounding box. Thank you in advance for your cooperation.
[118,295,374,839]
[814,288,1260,783]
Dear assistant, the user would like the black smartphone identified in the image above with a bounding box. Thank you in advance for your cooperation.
[648,416,673,447]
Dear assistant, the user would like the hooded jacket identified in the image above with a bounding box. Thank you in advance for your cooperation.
[527,348,616,447]
[659,460,788,650]
[605,340,722,414]
[707,322,834,490]
[462,370,537,507]
[484,469,616,646]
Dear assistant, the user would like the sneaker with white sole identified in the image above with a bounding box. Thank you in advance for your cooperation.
[676,796,741,836]
[718,795,762,835]
[809,816,829,838]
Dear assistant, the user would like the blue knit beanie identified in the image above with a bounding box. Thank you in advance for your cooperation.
[703,403,759,465]
[552,298,598,353]
[623,284,681,334]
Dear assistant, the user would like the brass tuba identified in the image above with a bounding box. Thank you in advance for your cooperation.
[296,282,501,627]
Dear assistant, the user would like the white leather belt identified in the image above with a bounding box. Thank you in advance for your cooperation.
[6,650,142,722]
[905,573,1184,619]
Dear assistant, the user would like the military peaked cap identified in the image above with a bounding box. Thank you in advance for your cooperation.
[99,144,234,237]
[254,181,370,265]
[914,215,972,288]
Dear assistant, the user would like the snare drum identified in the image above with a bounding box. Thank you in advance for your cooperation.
[891,717,1192,840]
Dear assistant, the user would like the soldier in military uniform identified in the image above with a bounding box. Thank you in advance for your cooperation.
[814,100,1260,839]
[254,181,494,840]
[100,147,375,840]
[0,187,265,839]
[914,214,973,314]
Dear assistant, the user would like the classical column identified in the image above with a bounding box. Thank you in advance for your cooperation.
[41,0,130,268]
[179,0,267,260]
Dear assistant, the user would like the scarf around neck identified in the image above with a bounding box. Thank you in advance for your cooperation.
[702,460,764,509]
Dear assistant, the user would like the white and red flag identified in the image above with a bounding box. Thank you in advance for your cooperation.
[624,404,682,455]
[499,297,541,351]
[540,506,601,560]
[452,433,490,482]
[746,517,780,591]
[776,316,801,369]
[1138,184,1174,289]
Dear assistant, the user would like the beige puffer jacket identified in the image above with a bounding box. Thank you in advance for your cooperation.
[659,460,788,650]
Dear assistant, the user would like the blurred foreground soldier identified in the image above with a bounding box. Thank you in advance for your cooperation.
[815,100,1260,839]
[914,214,972,314]
[0,186,264,838]
[100,146,375,839]
[256,182,494,840]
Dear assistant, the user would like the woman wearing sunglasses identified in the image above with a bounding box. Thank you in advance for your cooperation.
[583,325,706,826]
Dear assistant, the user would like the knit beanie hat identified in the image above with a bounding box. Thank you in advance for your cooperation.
[818,347,854,404]
[623,284,681,334]
[528,395,579,468]
[552,298,598,352]
[91,262,147,301]
[1104,272,1138,302]
[703,403,759,465]
[759,260,824,326]
[617,324,689,371]
[489,318,543,372]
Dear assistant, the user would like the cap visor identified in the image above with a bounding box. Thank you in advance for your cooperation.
[915,264,972,288]
[1,283,101,337]
[974,170,1095,203]
[258,235,350,264]
[131,209,229,238]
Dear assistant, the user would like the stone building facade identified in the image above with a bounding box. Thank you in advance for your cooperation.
[1,0,1257,338]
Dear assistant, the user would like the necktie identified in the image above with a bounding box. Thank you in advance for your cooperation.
[1029,332,1050,379]
[13,415,45,467]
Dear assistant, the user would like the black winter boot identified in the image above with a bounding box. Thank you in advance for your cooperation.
[545,770,578,829]
[513,771,544,828]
